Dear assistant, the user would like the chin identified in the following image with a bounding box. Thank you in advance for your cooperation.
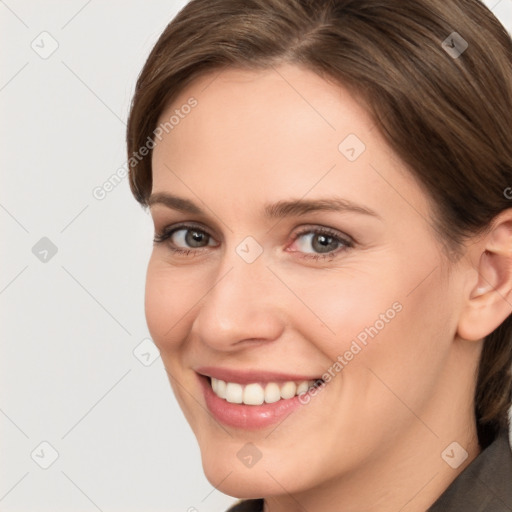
[203,468,280,500]
[199,446,312,499]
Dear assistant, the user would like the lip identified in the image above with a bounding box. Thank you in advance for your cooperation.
[196,371,324,430]
[195,366,323,385]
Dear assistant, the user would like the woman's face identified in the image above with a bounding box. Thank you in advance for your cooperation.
[146,64,473,498]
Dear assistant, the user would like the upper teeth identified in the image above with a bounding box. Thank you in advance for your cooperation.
[210,377,319,405]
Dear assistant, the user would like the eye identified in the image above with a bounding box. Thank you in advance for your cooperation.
[153,223,354,261]
[153,223,217,255]
[288,226,354,261]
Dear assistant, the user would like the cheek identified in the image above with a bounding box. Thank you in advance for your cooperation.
[280,264,400,358]
[144,257,199,349]
[288,255,453,373]
[338,266,458,419]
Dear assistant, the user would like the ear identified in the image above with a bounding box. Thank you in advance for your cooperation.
[457,210,512,341]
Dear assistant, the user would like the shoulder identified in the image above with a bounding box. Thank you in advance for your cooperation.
[225,498,264,512]
[428,427,512,511]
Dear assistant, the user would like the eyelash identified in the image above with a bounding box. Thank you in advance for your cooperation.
[152,222,354,261]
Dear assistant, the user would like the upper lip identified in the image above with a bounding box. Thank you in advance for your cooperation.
[195,366,324,384]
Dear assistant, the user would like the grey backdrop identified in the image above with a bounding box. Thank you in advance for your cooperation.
[2,1,512,511]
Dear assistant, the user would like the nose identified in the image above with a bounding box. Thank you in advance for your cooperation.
[191,250,285,351]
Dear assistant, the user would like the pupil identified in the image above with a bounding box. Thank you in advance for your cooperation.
[187,230,206,247]
[314,234,336,253]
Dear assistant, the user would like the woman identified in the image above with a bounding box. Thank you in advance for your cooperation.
[126,1,512,510]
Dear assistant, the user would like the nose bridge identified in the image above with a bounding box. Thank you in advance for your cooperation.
[193,241,284,346]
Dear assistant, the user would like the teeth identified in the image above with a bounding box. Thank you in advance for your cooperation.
[280,381,296,399]
[210,377,320,405]
[225,382,243,404]
[296,381,309,394]
[243,383,265,405]
[216,379,227,399]
[264,382,281,404]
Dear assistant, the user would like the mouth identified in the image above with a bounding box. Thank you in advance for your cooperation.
[195,370,326,430]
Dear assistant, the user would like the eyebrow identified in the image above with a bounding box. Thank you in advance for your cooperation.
[148,192,380,219]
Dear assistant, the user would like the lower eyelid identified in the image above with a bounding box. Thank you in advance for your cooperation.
[292,242,350,259]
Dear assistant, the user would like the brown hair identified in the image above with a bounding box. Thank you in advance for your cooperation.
[126,0,512,448]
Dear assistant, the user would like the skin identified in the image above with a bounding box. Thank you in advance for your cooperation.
[145,63,512,512]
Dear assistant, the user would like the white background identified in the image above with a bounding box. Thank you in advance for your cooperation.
[2,1,512,511]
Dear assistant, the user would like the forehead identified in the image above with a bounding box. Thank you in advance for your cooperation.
[150,64,430,222]
[154,64,374,156]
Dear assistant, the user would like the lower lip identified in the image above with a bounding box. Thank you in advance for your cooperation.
[198,374,316,430]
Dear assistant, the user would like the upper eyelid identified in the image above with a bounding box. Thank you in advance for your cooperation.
[158,222,354,246]
[292,226,353,244]
[162,222,217,240]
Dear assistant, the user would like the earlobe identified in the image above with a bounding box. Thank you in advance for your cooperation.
[457,214,512,341]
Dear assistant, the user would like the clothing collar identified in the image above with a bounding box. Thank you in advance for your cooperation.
[227,428,512,512]
[428,427,512,511]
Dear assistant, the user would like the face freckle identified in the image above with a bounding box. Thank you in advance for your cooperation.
[144,63,474,500]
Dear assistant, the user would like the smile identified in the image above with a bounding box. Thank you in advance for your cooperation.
[210,377,319,405]
[195,367,326,429]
